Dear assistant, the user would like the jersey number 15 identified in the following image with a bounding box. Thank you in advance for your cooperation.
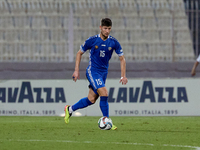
[100,50,105,57]
[95,79,102,85]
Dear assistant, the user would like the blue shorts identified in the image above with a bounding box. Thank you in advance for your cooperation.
[86,67,108,95]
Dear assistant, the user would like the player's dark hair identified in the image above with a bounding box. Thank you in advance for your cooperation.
[101,18,112,27]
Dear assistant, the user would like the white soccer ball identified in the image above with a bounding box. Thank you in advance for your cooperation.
[98,117,113,130]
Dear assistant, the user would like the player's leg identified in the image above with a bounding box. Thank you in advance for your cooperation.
[97,87,117,130]
[85,70,113,124]
[71,88,98,111]
[64,88,98,124]
[97,87,109,117]
[96,71,110,118]
[64,67,99,124]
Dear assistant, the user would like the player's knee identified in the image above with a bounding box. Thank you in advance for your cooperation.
[97,88,108,96]
[100,92,108,97]
[88,96,99,104]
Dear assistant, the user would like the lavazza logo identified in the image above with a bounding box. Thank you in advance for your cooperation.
[0,81,188,104]
[0,82,66,103]
[108,81,188,103]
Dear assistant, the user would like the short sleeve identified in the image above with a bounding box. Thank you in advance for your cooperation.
[115,41,123,57]
[197,54,200,62]
[80,38,92,53]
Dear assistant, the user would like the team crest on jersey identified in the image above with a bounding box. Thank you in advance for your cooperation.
[108,47,112,51]
[95,45,98,49]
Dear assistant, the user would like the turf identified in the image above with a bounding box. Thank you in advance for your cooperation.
[0,116,200,150]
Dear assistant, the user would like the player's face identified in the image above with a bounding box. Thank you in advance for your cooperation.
[100,26,111,39]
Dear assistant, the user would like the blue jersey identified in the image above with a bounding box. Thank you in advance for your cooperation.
[80,34,123,72]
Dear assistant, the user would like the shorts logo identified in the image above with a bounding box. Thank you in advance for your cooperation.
[95,45,98,49]
[108,47,112,51]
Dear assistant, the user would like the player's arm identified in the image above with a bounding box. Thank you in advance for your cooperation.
[191,54,200,76]
[72,50,84,82]
[119,55,128,85]
[191,61,199,76]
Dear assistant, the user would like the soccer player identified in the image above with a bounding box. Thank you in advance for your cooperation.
[191,54,200,76]
[64,18,128,130]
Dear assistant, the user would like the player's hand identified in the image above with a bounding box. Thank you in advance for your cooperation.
[119,77,128,85]
[72,71,80,82]
[191,69,196,76]
[191,71,196,76]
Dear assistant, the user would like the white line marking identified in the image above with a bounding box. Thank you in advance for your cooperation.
[3,121,59,123]
[1,139,200,150]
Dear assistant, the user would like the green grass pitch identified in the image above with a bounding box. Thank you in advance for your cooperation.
[0,116,200,150]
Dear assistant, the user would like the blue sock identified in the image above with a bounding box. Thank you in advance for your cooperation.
[72,97,93,111]
[100,96,109,117]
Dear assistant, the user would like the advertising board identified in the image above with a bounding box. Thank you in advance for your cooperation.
[0,79,199,116]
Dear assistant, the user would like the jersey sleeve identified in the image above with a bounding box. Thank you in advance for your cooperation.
[197,54,200,62]
[114,40,124,57]
[80,37,92,53]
